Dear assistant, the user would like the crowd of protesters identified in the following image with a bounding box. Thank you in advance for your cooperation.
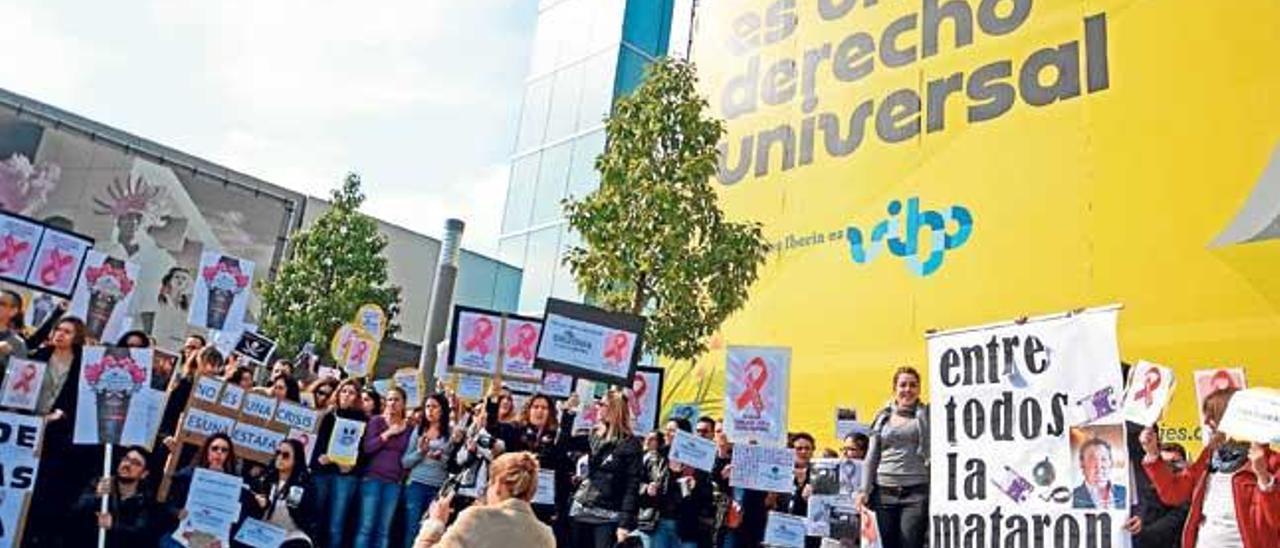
[0,296,1275,548]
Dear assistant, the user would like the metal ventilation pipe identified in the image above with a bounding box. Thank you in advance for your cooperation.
[419,218,464,388]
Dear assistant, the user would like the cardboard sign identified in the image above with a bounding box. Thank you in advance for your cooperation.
[1120,360,1176,425]
[1,359,45,412]
[326,417,365,467]
[535,298,646,385]
[834,408,869,441]
[1194,368,1247,426]
[193,376,224,405]
[233,331,276,365]
[668,430,717,472]
[1218,388,1280,444]
[181,408,237,439]
[540,371,574,398]
[232,421,287,457]
[273,402,319,433]
[449,306,503,375]
[241,393,279,422]
[218,384,245,411]
[0,411,43,548]
[189,251,255,334]
[729,444,795,493]
[724,346,791,446]
[501,315,543,381]
[68,250,139,342]
[74,346,153,446]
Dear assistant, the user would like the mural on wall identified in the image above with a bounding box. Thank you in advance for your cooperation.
[0,109,297,349]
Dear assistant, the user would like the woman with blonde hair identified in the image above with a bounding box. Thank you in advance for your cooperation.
[413,451,555,547]
[562,387,645,548]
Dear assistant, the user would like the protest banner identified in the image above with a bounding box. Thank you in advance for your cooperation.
[234,518,287,548]
[668,430,716,472]
[68,251,139,342]
[0,411,43,548]
[1120,361,1175,425]
[0,359,44,412]
[535,298,646,385]
[0,212,44,284]
[501,314,543,381]
[74,346,153,446]
[724,346,790,446]
[393,368,423,408]
[325,416,365,467]
[1218,388,1280,444]
[449,306,503,375]
[629,366,664,432]
[233,330,276,366]
[330,323,379,378]
[189,251,254,333]
[763,512,806,548]
[356,303,388,340]
[927,306,1130,548]
[232,421,288,458]
[729,444,795,493]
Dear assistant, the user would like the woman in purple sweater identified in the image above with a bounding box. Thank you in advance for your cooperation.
[354,386,413,548]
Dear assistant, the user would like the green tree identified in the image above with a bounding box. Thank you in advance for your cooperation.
[564,57,770,362]
[259,173,401,357]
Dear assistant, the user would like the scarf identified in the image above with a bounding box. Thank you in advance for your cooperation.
[1210,441,1250,473]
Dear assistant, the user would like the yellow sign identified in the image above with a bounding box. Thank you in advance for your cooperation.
[330,323,379,378]
[677,0,1280,448]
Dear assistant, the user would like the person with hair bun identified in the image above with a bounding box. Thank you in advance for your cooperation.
[412,451,555,547]
[857,366,930,548]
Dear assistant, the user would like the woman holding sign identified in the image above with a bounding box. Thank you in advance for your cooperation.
[250,438,318,545]
[563,388,645,548]
[160,433,257,547]
[312,378,367,548]
[402,392,457,547]
[355,386,413,548]
[857,367,930,548]
[1140,388,1280,548]
[26,315,91,547]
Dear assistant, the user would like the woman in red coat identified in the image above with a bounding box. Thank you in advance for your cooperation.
[1139,388,1280,548]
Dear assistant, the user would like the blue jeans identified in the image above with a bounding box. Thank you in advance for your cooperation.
[402,482,440,547]
[318,474,360,548]
[355,477,402,548]
[650,518,698,548]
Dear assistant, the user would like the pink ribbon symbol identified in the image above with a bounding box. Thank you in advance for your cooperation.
[734,357,768,414]
[12,364,37,394]
[602,332,630,365]
[1133,368,1161,407]
[464,317,494,355]
[0,235,30,271]
[39,249,73,286]
[629,374,648,418]
[507,323,537,362]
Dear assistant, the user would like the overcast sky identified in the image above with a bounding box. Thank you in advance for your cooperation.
[0,1,537,256]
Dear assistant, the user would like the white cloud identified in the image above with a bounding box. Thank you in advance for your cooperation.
[364,163,510,257]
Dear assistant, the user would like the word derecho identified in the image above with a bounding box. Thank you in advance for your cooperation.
[715,0,1110,184]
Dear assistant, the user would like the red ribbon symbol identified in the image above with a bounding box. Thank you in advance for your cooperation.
[602,332,630,365]
[0,235,30,271]
[629,374,648,418]
[464,317,494,355]
[39,249,73,286]
[12,364,38,394]
[734,357,768,415]
[1133,368,1162,407]
[507,323,538,362]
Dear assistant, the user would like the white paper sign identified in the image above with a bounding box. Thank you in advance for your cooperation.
[189,251,255,333]
[74,346,153,445]
[234,517,287,548]
[241,393,279,422]
[724,346,791,446]
[1120,360,1175,425]
[927,308,1130,548]
[1218,388,1280,444]
[668,430,717,472]
[68,250,140,342]
[193,376,223,404]
[763,512,806,548]
[26,229,92,296]
[532,469,556,505]
[218,384,245,411]
[181,468,244,542]
[326,417,365,467]
[393,368,423,409]
[273,402,320,433]
[0,411,43,548]
[729,444,795,493]
[1,359,45,411]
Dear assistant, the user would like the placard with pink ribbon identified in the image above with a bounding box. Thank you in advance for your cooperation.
[535,298,646,386]
[724,345,791,446]
[501,316,544,381]
[449,306,503,375]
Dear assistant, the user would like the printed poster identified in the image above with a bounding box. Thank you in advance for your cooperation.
[763,512,806,548]
[1218,388,1280,444]
[532,469,556,506]
[534,298,646,385]
[724,346,791,446]
[326,417,365,467]
[393,368,424,408]
[1193,368,1247,428]
[450,307,502,375]
[502,316,543,381]
[729,444,795,494]
[0,411,42,548]
[188,251,255,333]
[456,374,486,402]
[233,330,276,365]
[667,430,716,472]
[927,308,1130,548]
[0,213,43,283]
[68,250,139,342]
[26,229,92,297]
[629,366,664,432]
[74,346,153,446]
[0,359,44,411]
[1119,360,1175,425]
[571,379,609,434]
[540,371,574,398]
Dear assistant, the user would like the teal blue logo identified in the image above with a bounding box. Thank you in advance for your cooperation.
[846,197,973,276]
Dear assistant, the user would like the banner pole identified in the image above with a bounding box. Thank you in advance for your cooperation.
[98,444,112,548]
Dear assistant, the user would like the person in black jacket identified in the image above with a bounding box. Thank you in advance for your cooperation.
[248,439,318,545]
[311,378,367,548]
[70,445,158,546]
[650,419,715,548]
[486,391,574,529]
[161,433,258,547]
[1124,421,1190,548]
[563,388,645,548]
